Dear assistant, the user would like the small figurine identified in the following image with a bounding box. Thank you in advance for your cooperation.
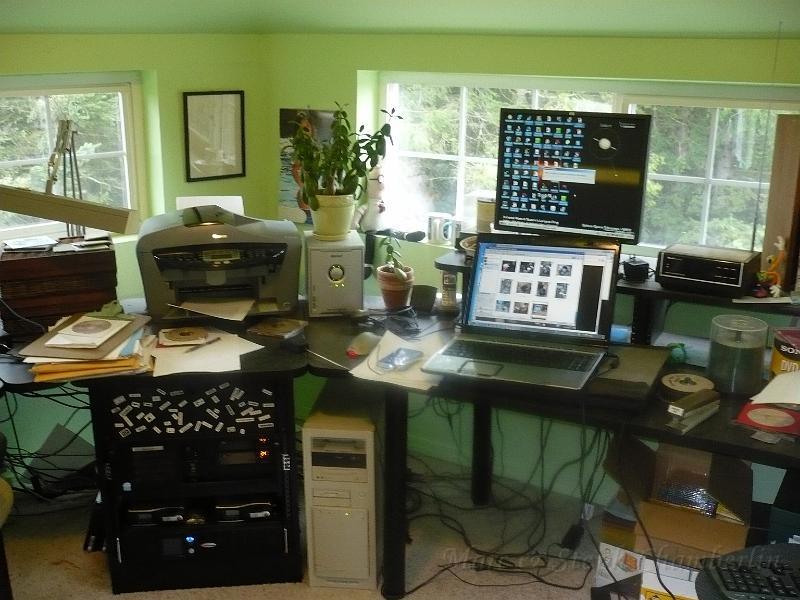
[754,235,787,297]
[353,165,386,232]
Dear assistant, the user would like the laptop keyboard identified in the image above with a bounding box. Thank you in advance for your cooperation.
[443,340,595,372]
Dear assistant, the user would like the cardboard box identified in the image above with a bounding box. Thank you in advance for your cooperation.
[604,436,751,567]
[594,542,699,600]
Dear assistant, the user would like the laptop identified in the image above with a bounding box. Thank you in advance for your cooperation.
[422,233,621,391]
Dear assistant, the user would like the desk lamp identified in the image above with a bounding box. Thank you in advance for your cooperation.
[0,183,137,235]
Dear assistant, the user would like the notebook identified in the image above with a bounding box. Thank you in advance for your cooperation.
[422,233,621,391]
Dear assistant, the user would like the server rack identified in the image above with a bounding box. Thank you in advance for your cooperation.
[88,373,302,593]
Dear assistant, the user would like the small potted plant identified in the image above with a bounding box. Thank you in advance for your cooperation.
[286,103,400,241]
[376,234,414,309]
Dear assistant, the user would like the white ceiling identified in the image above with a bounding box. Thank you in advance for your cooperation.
[1,0,798,37]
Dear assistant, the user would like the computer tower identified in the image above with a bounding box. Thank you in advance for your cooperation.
[302,391,381,589]
[305,230,365,317]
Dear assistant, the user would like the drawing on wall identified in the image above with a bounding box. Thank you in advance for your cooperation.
[278,108,335,223]
[183,91,245,182]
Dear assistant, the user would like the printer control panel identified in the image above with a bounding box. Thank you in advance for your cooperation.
[153,243,287,271]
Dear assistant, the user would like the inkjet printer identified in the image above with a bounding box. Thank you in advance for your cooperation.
[136,205,301,321]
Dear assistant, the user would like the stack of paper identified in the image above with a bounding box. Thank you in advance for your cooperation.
[20,313,152,383]
[148,329,263,377]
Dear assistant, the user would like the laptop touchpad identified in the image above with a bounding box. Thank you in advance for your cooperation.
[460,360,502,377]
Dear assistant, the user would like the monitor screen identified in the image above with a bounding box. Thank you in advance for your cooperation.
[494,109,651,243]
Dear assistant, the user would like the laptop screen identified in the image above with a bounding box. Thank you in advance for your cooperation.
[465,233,620,345]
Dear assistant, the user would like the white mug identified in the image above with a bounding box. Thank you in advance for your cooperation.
[427,212,454,244]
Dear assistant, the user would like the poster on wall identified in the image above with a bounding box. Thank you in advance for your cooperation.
[278,108,335,224]
[184,91,245,182]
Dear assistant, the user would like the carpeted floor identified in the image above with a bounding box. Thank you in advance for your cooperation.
[3,459,601,600]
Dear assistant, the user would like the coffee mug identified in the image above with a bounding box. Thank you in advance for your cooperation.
[427,212,454,244]
[476,197,496,233]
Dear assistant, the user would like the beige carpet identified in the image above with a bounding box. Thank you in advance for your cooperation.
[3,465,599,600]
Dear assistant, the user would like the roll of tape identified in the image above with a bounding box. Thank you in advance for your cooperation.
[660,372,715,401]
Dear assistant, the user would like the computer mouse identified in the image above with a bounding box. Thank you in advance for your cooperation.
[347,331,381,358]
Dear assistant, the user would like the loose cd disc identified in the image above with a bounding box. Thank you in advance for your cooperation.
[660,373,715,400]
[163,327,207,342]
[747,407,796,428]
[737,402,800,435]
[70,318,113,335]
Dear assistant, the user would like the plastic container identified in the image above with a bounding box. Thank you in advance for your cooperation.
[706,314,768,396]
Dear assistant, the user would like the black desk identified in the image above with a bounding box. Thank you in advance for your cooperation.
[304,314,800,599]
[5,314,800,599]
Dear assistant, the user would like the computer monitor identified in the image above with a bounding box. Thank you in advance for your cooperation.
[493,108,652,243]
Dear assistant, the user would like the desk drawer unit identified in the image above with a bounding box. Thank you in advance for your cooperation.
[88,373,301,594]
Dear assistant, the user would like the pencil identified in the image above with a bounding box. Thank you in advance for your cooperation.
[185,336,221,353]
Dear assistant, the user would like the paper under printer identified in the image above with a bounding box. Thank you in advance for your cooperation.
[136,205,301,321]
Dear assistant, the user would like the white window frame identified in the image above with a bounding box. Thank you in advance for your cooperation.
[623,94,797,250]
[0,72,145,239]
[378,72,800,253]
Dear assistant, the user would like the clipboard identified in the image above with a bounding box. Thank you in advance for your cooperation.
[19,313,151,360]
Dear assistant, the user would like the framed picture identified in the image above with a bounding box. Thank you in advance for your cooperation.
[183,91,245,181]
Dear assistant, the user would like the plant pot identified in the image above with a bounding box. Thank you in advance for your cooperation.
[377,265,415,310]
[311,194,356,241]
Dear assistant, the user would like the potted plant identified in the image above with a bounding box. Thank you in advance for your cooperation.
[376,233,414,310]
[286,103,400,241]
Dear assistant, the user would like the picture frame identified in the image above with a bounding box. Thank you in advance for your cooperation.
[183,90,245,182]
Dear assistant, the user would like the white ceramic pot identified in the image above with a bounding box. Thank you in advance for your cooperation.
[311,194,356,241]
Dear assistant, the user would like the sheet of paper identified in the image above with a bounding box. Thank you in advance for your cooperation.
[349,330,446,392]
[171,298,255,321]
[751,371,800,405]
[732,296,792,304]
[150,331,262,377]
[45,316,130,348]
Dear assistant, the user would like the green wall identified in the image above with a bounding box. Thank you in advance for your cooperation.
[1,32,798,502]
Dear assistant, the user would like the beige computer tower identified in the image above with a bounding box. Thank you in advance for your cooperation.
[302,393,380,589]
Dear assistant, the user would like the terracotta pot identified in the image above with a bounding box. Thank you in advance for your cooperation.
[310,194,355,241]
[377,265,414,310]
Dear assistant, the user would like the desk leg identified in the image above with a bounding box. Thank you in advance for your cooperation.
[471,399,492,506]
[381,386,408,600]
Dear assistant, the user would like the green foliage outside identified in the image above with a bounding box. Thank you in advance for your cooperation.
[0,91,128,230]
[390,83,794,251]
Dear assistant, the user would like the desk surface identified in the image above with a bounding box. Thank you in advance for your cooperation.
[2,306,799,471]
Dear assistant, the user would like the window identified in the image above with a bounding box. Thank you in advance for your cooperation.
[0,75,141,238]
[380,73,800,251]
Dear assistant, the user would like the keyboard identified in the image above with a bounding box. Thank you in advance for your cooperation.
[701,545,800,600]
[442,339,595,372]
